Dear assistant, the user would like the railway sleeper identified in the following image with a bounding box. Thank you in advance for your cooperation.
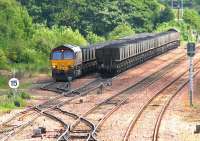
[70,132,91,139]
[105,99,125,105]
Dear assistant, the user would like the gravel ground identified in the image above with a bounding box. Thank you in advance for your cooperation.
[97,49,198,141]
[2,47,198,141]
[9,115,63,141]
[60,48,186,116]
[158,72,200,141]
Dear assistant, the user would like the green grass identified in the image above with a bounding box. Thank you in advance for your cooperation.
[20,82,32,89]
[0,91,31,113]
[0,75,8,89]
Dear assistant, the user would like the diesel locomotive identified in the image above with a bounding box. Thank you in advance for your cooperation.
[50,44,98,81]
[50,29,180,81]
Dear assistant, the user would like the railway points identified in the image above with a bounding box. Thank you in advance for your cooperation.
[1,34,200,141]
[2,1,200,141]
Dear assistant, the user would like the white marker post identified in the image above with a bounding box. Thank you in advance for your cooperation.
[8,78,19,97]
[187,42,195,107]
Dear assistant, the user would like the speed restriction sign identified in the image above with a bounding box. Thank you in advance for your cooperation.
[8,78,19,89]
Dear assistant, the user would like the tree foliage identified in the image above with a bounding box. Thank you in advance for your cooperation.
[0,0,87,71]
[1,0,199,72]
[156,6,175,24]
[86,32,105,44]
[183,8,200,32]
[17,0,164,35]
[107,24,135,40]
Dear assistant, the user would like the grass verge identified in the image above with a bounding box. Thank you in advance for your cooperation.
[0,91,31,113]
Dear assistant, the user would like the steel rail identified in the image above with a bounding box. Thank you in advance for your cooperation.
[1,48,197,140]
[122,60,200,141]
[0,51,187,128]
[152,68,200,141]
[62,54,188,140]
[0,77,102,141]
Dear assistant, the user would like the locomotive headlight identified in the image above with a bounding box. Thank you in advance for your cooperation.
[52,65,57,69]
[68,65,73,68]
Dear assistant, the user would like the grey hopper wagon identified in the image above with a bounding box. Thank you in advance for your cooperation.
[95,30,180,76]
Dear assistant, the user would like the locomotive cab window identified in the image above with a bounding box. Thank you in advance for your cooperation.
[63,50,74,59]
[52,51,62,60]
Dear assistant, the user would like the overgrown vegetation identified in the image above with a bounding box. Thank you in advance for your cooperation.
[0,0,200,73]
[0,75,8,89]
[157,0,200,42]
[0,91,31,113]
[17,0,165,35]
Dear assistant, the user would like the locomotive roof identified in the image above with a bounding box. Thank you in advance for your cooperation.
[53,44,81,53]
[88,30,178,49]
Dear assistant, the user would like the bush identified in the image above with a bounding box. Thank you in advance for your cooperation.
[0,91,30,112]
[156,6,175,24]
[0,49,8,69]
[0,75,8,88]
[86,32,105,44]
[183,9,200,32]
[155,20,197,42]
[32,25,88,55]
[107,24,135,40]
[20,92,31,99]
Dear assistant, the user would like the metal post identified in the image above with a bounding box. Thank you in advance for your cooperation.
[177,5,180,21]
[13,69,16,97]
[189,56,193,107]
[181,0,184,18]
[13,68,16,78]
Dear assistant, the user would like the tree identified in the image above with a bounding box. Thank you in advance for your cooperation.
[157,6,175,24]
[183,8,200,32]
[86,32,105,44]
[107,24,135,40]
[17,0,163,35]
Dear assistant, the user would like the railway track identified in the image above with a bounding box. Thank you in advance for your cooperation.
[58,53,195,141]
[1,48,198,141]
[40,74,103,94]
[0,77,105,141]
[122,60,200,141]
[40,81,70,93]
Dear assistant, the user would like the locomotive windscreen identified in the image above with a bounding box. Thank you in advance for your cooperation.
[51,50,74,60]
[63,50,74,59]
[52,51,62,60]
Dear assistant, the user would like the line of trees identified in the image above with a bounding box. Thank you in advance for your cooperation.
[1,0,200,73]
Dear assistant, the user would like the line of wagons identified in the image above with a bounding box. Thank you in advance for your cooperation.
[50,29,180,81]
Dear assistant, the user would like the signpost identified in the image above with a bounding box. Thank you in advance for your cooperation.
[8,78,19,89]
[8,77,19,97]
[187,42,195,107]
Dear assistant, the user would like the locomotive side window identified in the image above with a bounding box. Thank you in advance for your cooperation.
[52,51,62,60]
[63,50,74,59]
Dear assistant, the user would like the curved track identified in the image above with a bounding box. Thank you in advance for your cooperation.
[1,48,198,141]
[59,54,192,141]
[122,61,200,141]
[0,77,104,141]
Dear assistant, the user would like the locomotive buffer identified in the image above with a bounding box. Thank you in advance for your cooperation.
[187,42,195,107]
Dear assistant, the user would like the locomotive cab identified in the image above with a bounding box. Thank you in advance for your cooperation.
[50,44,82,81]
